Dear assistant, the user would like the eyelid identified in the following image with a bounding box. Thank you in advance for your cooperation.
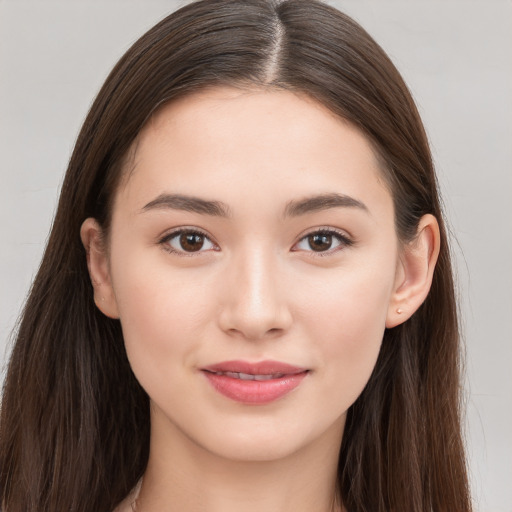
[291,226,355,255]
[158,226,219,256]
[157,225,354,256]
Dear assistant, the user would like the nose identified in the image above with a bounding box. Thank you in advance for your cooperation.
[217,249,292,341]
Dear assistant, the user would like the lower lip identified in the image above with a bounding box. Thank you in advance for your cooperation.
[202,371,308,404]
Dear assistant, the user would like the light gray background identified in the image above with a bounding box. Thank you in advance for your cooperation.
[1,1,511,510]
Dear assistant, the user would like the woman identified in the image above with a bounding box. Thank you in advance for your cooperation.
[0,1,472,511]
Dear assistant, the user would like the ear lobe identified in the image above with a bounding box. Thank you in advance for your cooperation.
[80,218,119,319]
[386,214,440,328]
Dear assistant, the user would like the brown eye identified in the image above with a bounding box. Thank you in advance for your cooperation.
[308,233,333,252]
[163,230,215,254]
[293,229,353,254]
[179,233,205,252]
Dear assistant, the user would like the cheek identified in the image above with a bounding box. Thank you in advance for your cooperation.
[110,250,213,382]
[299,263,395,405]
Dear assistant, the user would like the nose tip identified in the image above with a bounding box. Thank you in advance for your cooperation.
[217,256,292,341]
[219,299,292,341]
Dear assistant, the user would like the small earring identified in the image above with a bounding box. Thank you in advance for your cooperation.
[396,308,403,314]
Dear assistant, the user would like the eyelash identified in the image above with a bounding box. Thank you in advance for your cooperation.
[158,227,354,257]
[159,228,218,257]
[292,228,354,256]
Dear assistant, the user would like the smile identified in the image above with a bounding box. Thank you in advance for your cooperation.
[201,360,309,404]
[207,371,286,381]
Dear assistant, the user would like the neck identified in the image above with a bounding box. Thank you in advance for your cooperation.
[135,405,345,512]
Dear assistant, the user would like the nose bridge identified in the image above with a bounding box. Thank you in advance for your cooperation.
[219,244,291,340]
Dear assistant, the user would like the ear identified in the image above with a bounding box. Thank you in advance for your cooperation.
[386,214,441,328]
[80,218,119,319]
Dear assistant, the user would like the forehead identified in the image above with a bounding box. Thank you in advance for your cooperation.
[140,87,373,159]
[116,86,392,218]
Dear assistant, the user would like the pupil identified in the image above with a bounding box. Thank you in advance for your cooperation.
[180,233,204,252]
[309,233,332,251]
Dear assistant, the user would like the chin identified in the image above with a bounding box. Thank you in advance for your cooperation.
[189,412,346,464]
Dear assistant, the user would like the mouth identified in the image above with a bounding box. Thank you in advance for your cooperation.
[205,371,289,381]
[201,360,309,404]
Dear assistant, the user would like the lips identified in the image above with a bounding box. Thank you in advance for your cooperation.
[201,360,309,404]
[210,371,286,381]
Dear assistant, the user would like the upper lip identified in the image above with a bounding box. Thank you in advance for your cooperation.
[201,360,308,376]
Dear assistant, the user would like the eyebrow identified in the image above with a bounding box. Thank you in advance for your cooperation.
[141,192,368,218]
[284,193,369,217]
[141,193,231,217]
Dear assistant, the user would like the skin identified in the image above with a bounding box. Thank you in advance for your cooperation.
[81,87,440,512]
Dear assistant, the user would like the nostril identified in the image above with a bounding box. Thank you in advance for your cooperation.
[222,325,286,342]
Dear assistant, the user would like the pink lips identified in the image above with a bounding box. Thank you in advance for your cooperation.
[201,360,309,404]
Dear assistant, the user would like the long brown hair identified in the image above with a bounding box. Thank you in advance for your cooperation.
[0,1,471,511]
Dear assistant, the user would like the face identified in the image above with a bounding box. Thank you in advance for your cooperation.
[88,87,406,462]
